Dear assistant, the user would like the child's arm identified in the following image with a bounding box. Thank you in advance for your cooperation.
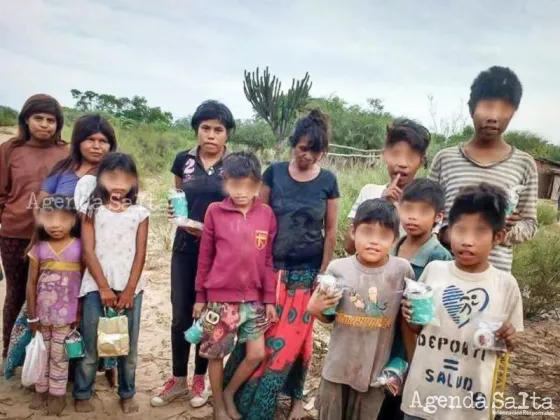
[307,288,340,324]
[117,216,149,311]
[320,198,339,273]
[503,160,538,246]
[400,315,417,363]
[194,205,216,314]
[25,255,40,334]
[82,215,118,307]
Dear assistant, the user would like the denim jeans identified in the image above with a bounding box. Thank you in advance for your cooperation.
[73,291,143,400]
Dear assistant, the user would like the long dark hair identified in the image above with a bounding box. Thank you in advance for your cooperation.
[47,114,117,177]
[27,195,80,254]
[11,94,65,148]
[86,153,139,219]
[289,109,331,153]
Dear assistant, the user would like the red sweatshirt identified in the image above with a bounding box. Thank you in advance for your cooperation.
[195,197,277,304]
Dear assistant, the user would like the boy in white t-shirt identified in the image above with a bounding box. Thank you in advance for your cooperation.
[344,119,431,254]
[400,183,523,420]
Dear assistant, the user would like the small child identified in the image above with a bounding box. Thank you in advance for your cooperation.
[26,195,82,416]
[193,151,278,420]
[378,178,452,420]
[309,199,414,420]
[401,183,523,420]
[345,119,431,253]
[73,153,150,414]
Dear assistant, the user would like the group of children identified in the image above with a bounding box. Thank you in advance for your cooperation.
[0,64,537,420]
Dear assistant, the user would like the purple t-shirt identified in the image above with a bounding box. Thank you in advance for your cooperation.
[41,171,81,196]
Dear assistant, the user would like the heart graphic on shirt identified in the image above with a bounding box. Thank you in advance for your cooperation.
[442,285,489,328]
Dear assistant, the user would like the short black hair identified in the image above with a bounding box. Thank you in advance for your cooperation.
[449,183,507,233]
[223,151,262,181]
[385,118,431,157]
[401,178,445,213]
[353,198,400,238]
[191,100,236,134]
[468,66,523,115]
[289,109,330,153]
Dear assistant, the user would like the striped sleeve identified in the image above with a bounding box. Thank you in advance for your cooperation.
[428,152,442,184]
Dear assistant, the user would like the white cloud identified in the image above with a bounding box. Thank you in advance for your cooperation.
[0,0,559,142]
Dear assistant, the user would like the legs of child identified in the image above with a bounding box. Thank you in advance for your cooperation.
[208,358,230,420]
[222,335,265,419]
[288,398,306,420]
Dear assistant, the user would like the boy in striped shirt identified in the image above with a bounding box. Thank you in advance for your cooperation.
[430,66,538,272]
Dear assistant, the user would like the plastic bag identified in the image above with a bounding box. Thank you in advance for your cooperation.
[472,315,507,352]
[98,311,130,357]
[316,274,344,315]
[21,332,47,387]
[506,186,524,217]
[404,278,440,326]
[375,357,409,396]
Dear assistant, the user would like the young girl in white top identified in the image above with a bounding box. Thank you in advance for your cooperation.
[73,153,150,414]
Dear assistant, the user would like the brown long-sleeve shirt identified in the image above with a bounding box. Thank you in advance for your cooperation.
[0,139,69,239]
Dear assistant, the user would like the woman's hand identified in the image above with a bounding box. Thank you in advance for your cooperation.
[307,290,342,316]
[265,304,279,323]
[100,288,118,308]
[193,302,206,319]
[116,288,135,311]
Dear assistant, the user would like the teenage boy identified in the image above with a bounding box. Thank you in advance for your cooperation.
[430,66,538,272]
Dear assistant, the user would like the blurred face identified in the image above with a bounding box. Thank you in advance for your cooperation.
[27,113,57,142]
[472,99,516,142]
[197,119,228,155]
[449,213,504,272]
[399,200,442,238]
[37,208,75,240]
[224,177,260,208]
[352,221,396,267]
[382,142,424,188]
[99,169,137,202]
[293,137,322,170]
[80,132,112,164]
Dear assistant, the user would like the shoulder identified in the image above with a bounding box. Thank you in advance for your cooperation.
[491,266,519,287]
[434,146,462,161]
[264,161,287,174]
[326,256,354,276]
[512,148,537,170]
[76,175,97,190]
[130,204,150,221]
[359,183,386,199]
[389,256,414,272]
[424,259,453,277]
[429,242,453,261]
[173,150,190,162]
[319,167,337,180]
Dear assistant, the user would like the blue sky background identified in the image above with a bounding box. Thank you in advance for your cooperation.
[1,0,559,141]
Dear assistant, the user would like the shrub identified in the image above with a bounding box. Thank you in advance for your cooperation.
[537,202,557,226]
[512,228,560,319]
[0,105,17,126]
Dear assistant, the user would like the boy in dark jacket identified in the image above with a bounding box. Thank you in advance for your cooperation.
[194,151,278,420]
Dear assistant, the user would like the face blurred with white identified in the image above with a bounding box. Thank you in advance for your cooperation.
[224,177,261,208]
[352,221,396,266]
[99,169,137,202]
[37,208,75,239]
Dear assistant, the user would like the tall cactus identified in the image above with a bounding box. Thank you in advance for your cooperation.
[243,67,312,146]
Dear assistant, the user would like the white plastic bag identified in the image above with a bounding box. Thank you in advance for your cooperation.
[472,314,508,352]
[21,332,47,387]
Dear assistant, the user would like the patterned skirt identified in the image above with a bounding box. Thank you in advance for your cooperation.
[223,268,318,420]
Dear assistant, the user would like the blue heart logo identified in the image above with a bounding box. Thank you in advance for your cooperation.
[442,285,489,328]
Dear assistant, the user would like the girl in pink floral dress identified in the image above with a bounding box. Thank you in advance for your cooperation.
[26,194,82,416]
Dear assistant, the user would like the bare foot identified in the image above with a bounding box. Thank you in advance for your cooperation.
[288,399,306,420]
[213,409,233,420]
[223,391,242,419]
[29,393,48,410]
[75,399,95,413]
[105,368,117,388]
[47,395,67,416]
[120,397,139,414]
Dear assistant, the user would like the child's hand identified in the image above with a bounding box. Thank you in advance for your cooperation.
[265,304,278,323]
[193,302,206,319]
[307,290,342,316]
[495,322,517,351]
[184,226,202,237]
[382,174,402,203]
[100,288,118,308]
[28,320,40,335]
[401,298,413,322]
[116,288,135,311]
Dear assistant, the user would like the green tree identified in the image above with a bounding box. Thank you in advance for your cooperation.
[243,66,312,148]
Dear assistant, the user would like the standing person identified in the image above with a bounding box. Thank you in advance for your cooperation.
[26,195,82,416]
[193,151,278,420]
[151,100,235,409]
[308,199,415,420]
[73,153,149,414]
[430,66,538,272]
[344,119,431,254]
[401,184,523,420]
[0,94,68,363]
[224,109,340,420]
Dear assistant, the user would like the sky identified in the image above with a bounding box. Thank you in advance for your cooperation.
[1,0,559,142]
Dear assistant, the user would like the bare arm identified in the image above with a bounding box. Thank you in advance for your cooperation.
[320,198,339,273]
[259,184,271,205]
[400,316,417,363]
[174,175,182,189]
[25,258,40,323]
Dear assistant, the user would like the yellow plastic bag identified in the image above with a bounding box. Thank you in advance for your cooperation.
[97,314,129,357]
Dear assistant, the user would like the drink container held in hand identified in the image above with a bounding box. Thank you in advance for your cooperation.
[506,186,524,217]
[317,274,343,316]
[169,188,189,227]
[404,278,438,326]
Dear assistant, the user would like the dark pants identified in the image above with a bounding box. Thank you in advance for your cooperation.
[378,394,404,420]
[0,237,30,358]
[171,251,208,377]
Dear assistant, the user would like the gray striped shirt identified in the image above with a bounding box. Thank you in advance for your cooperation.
[429,145,538,272]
